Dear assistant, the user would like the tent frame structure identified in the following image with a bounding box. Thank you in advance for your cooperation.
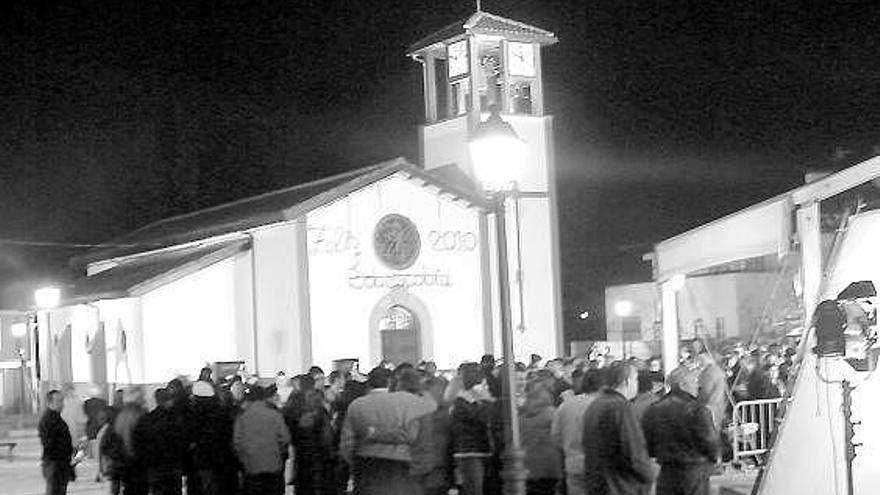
[654,156,880,373]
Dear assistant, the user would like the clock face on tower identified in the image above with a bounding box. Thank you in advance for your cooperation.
[447,40,469,79]
[507,41,536,77]
[373,214,421,270]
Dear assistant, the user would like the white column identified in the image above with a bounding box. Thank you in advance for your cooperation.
[796,202,822,326]
[661,281,679,375]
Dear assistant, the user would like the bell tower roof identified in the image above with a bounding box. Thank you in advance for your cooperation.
[407,11,557,57]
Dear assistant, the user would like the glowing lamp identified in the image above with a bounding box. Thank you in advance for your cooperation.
[35,287,61,309]
[578,310,590,320]
[615,300,634,317]
[468,106,525,192]
[10,322,27,339]
[668,274,686,292]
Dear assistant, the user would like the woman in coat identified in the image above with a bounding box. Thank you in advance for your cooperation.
[451,362,494,495]
[520,384,562,495]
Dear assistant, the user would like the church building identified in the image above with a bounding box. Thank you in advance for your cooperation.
[31,11,563,387]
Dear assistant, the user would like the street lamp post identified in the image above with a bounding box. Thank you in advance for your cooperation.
[469,107,527,495]
[34,286,61,407]
[10,323,29,417]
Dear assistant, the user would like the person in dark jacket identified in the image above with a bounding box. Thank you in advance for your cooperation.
[582,362,658,495]
[642,366,719,495]
[168,378,201,495]
[139,388,187,495]
[631,371,662,423]
[190,381,238,495]
[416,376,453,495]
[520,383,562,495]
[101,392,149,495]
[289,387,336,495]
[284,374,313,487]
[39,389,74,495]
[330,372,368,495]
[451,362,494,495]
[83,385,108,461]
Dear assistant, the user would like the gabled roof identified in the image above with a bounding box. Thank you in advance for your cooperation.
[408,11,558,56]
[67,238,250,303]
[75,158,486,267]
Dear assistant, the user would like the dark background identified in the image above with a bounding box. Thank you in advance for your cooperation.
[2,0,880,340]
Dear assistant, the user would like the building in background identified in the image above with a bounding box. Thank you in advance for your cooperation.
[603,282,659,359]
[31,12,564,388]
[603,254,800,362]
[0,312,33,412]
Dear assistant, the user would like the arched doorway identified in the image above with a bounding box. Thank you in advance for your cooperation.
[368,288,432,366]
[379,305,420,365]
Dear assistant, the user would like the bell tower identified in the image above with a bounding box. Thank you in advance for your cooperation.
[409,11,563,359]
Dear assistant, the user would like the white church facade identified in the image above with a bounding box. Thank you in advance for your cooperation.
[33,11,564,387]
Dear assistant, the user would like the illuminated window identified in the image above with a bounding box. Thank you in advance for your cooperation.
[380,305,415,331]
[510,81,532,114]
[380,305,419,365]
[694,318,705,337]
[451,79,471,116]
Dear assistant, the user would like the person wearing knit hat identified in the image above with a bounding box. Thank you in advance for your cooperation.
[191,377,238,495]
[192,381,215,398]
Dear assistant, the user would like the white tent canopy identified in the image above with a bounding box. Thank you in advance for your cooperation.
[655,196,791,281]
[655,155,880,282]
[654,155,880,376]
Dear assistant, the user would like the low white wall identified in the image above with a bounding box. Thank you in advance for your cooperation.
[140,254,249,383]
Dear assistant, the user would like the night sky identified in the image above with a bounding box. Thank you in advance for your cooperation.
[2,1,880,338]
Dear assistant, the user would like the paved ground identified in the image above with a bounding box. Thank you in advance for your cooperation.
[711,468,759,494]
[1,430,107,495]
[1,423,756,495]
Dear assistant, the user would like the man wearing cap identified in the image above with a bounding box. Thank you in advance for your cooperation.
[642,366,719,495]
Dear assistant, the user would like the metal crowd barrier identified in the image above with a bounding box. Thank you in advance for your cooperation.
[730,398,785,462]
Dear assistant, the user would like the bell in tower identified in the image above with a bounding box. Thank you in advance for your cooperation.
[408,11,556,123]
[408,11,564,360]
[408,11,557,188]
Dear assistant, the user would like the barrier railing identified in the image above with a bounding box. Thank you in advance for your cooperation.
[730,398,785,462]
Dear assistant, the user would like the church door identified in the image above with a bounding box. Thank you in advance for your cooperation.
[379,305,420,366]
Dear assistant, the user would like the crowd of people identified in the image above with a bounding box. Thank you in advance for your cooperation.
[716,340,799,402]
[37,340,798,495]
